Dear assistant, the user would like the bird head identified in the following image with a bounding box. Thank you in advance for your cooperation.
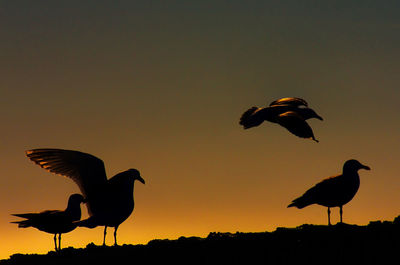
[343,159,371,173]
[300,108,323,121]
[68,193,85,204]
[128,168,145,184]
[66,194,85,215]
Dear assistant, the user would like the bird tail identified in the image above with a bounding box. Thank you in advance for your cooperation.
[239,107,258,129]
[10,220,31,228]
[287,197,310,209]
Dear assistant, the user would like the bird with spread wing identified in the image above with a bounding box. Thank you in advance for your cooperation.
[239,97,323,142]
[25,148,145,246]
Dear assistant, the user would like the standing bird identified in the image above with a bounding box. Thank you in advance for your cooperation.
[239,97,323,142]
[288,159,370,225]
[11,193,84,251]
[25,148,145,246]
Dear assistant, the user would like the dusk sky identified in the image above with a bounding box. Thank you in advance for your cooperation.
[1,1,400,258]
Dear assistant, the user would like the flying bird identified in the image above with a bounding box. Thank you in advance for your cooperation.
[288,159,370,225]
[239,97,323,142]
[11,193,84,251]
[25,148,145,246]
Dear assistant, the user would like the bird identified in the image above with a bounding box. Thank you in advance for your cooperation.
[25,148,145,246]
[288,159,371,225]
[239,97,323,142]
[11,193,85,251]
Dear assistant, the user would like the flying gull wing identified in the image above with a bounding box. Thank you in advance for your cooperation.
[269,97,308,107]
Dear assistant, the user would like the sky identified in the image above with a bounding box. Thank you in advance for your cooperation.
[1,0,400,259]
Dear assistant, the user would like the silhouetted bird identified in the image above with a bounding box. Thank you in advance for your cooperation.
[25,148,145,246]
[288,159,370,225]
[11,193,84,251]
[239,97,323,142]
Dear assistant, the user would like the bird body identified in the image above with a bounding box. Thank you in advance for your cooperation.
[12,193,84,250]
[25,148,145,246]
[288,159,370,225]
[288,173,360,209]
[76,170,137,228]
[239,97,322,142]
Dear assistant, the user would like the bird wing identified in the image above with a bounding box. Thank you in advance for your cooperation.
[12,210,58,219]
[288,176,340,208]
[11,210,61,226]
[26,149,108,200]
[12,213,37,219]
[303,176,343,204]
[269,97,308,107]
[12,210,75,232]
[277,111,318,142]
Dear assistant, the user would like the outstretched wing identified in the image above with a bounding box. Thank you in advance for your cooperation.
[277,111,318,142]
[26,149,108,201]
[269,97,308,107]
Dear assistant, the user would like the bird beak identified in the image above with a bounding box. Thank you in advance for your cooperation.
[138,176,145,184]
[361,164,371,170]
[316,115,323,121]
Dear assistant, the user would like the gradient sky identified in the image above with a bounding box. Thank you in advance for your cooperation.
[1,0,400,259]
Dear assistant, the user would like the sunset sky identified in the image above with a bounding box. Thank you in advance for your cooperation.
[1,1,400,259]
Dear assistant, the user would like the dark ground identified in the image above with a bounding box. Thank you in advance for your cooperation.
[2,216,400,265]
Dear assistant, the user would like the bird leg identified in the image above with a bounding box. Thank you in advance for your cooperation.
[53,234,58,251]
[339,206,343,223]
[58,234,62,251]
[103,226,107,246]
[114,225,119,246]
[327,207,331,226]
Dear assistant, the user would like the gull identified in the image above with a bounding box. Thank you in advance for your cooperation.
[288,159,371,225]
[239,97,323,142]
[25,148,145,246]
[11,193,84,251]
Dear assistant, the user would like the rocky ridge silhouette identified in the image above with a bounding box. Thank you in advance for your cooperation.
[2,216,400,265]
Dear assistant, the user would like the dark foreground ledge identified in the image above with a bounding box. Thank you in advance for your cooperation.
[2,216,400,265]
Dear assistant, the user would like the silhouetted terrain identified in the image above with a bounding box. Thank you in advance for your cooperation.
[3,216,400,265]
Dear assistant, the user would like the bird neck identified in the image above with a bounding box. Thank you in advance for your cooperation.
[342,169,360,184]
[126,177,135,192]
[117,177,135,201]
[65,203,82,221]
